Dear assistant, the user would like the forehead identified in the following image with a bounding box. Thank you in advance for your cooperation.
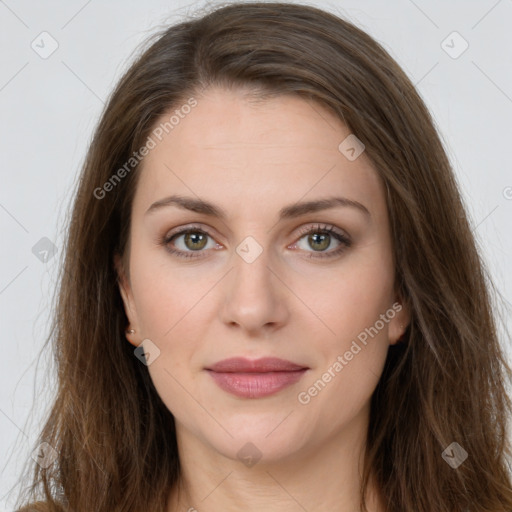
[132,87,385,218]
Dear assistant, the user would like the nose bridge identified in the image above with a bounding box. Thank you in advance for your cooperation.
[234,238,272,292]
[221,234,288,332]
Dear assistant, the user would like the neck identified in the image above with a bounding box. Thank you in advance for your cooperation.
[166,409,384,512]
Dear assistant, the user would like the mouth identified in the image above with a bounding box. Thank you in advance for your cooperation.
[205,357,309,399]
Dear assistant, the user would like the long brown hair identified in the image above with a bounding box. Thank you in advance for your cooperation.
[15,2,512,511]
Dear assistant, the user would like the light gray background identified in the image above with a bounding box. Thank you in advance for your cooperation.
[1,0,511,508]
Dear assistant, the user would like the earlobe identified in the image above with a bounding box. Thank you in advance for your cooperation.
[389,296,411,346]
[114,253,140,347]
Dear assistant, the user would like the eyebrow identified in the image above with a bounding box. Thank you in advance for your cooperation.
[145,194,371,220]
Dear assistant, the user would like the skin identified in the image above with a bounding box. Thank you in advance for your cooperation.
[116,86,410,512]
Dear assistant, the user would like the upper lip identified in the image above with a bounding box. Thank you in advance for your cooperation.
[206,357,308,373]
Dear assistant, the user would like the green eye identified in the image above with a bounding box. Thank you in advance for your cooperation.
[161,223,351,260]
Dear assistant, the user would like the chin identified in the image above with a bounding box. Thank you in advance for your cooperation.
[199,411,313,465]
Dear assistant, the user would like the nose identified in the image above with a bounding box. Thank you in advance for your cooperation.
[219,243,290,338]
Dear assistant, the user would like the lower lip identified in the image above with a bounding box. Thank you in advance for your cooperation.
[206,369,307,398]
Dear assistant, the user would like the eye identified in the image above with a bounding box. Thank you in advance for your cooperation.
[160,223,351,260]
[161,224,220,259]
[290,223,352,259]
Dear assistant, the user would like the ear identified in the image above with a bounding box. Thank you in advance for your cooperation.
[114,253,140,347]
[388,292,411,346]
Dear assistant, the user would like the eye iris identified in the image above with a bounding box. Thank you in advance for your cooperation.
[184,232,207,250]
[308,232,330,251]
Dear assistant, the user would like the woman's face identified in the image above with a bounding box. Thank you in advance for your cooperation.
[117,86,409,464]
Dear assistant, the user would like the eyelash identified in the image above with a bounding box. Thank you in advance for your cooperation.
[160,223,352,260]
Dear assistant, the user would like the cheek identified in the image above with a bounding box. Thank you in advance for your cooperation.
[300,346,386,434]
[295,248,394,407]
[129,262,207,416]
[129,251,207,338]
[299,251,395,345]
[298,285,392,429]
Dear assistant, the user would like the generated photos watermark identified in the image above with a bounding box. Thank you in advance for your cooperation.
[297,302,403,404]
[93,97,198,200]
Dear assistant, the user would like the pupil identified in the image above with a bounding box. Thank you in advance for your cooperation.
[310,233,329,251]
[185,232,206,250]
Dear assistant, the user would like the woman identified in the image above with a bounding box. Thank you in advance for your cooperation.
[15,2,512,511]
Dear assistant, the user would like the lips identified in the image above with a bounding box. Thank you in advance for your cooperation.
[205,357,308,398]
[206,357,307,373]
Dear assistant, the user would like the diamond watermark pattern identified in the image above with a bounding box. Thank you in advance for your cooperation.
[441,31,469,59]
[338,134,365,161]
[236,236,263,264]
[134,338,161,366]
[31,31,59,59]
[442,442,468,469]
[31,237,58,263]
[31,442,58,469]
[237,442,263,468]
